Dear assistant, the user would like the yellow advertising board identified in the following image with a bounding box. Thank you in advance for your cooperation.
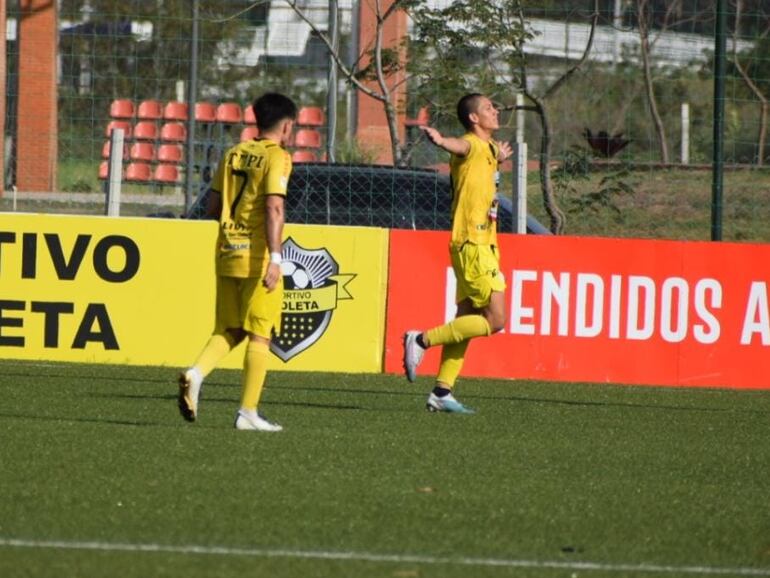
[0,213,388,373]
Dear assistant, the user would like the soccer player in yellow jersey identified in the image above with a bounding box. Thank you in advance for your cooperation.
[178,92,297,432]
[403,93,512,413]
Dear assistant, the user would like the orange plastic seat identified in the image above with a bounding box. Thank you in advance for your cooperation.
[137,100,163,120]
[195,102,217,123]
[129,142,155,162]
[240,127,259,142]
[297,106,324,127]
[105,120,132,139]
[294,129,322,149]
[125,162,152,182]
[157,144,183,164]
[160,122,187,142]
[133,121,158,141]
[243,106,257,125]
[110,99,134,119]
[291,150,318,162]
[404,106,430,127]
[153,164,179,184]
[98,161,110,179]
[163,101,188,121]
[216,102,242,124]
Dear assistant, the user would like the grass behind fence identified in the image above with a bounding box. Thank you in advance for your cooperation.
[1,361,769,577]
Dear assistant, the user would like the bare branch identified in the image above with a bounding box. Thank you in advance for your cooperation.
[542,0,599,101]
[283,0,386,103]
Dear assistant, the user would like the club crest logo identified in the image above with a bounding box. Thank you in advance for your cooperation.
[271,237,355,362]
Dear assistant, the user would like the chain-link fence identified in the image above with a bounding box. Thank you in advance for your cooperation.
[2,1,769,241]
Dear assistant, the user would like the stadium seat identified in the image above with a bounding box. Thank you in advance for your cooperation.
[239,126,259,142]
[297,106,324,127]
[98,161,110,180]
[125,162,152,182]
[291,150,318,162]
[294,129,322,149]
[243,106,257,125]
[195,102,217,123]
[160,122,187,142]
[216,102,242,124]
[404,106,430,127]
[157,144,183,164]
[153,164,179,184]
[137,99,163,120]
[109,99,134,119]
[133,121,159,141]
[105,120,132,139]
[129,142,155,162]
[163,101,188,121]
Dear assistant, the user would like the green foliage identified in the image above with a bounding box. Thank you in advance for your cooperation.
[408,0,532,122]
[553,148,636,222]
[334,138,378,165]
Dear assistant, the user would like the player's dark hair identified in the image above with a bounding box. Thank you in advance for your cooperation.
[457,93,484,131]
[253,93,298,132]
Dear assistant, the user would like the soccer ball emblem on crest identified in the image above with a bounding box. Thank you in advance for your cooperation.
[280,261,311,290]
[271,238,355,362]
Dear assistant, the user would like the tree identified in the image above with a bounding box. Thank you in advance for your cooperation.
[732,0,768,165]
[411,0,599,234]
[285,0,419,166]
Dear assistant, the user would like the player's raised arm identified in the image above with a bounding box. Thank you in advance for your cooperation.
[420,126,471,157]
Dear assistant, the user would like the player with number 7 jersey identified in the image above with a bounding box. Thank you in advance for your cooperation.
[178,92,297,433]
[212,138,293,278]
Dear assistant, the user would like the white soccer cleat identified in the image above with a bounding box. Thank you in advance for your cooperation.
[426,392,475,414]
[403,330,426,383]
[177,368,203,422]
[234,409,283,432]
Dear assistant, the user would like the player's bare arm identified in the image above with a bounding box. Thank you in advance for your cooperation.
[263,194,285,291]
[495,140,513,162]
[420,126,471,157]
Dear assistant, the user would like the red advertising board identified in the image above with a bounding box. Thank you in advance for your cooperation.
[385,230,770,389]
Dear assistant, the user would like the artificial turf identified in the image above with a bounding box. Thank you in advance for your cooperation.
[1,360,769,578]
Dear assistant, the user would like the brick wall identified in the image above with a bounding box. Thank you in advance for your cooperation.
[16,0,58,192]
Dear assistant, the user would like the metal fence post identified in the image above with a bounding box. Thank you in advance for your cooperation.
[512,142,528,234]
[681,102,690,165]
[105,128,124,217]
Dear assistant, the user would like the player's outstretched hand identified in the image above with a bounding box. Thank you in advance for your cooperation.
[496,140,513,162]
[263,262,281,292]
[420,126,443,147]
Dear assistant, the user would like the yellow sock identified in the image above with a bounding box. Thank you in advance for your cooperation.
[240,341,269,411]
[194,333,237,377]
[426,315,490,346]
[436,340,470,388]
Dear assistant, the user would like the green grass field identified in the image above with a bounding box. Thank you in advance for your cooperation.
[1,360,769,577]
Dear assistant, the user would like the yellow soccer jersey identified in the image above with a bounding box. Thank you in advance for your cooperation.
[211,138,292,278]
[449,133,499,247]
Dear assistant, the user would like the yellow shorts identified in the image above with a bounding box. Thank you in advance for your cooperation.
[215,275,283,339]
[450,242,506,309]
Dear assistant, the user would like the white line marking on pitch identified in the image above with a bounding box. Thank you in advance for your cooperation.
[1,538,769,576]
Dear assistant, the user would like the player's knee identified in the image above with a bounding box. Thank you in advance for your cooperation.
[490,316,506,334]
[485,312,506,334]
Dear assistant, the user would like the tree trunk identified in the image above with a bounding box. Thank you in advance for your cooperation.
[733,0,767,166]
[638,0,669,164]
[533,97,565,234]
